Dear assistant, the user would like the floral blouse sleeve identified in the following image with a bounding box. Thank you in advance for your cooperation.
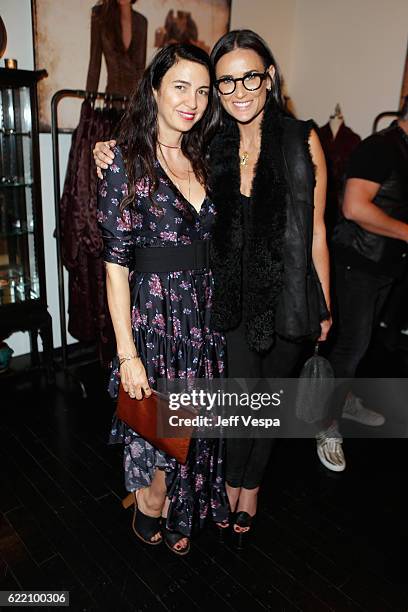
[97,146,134,268]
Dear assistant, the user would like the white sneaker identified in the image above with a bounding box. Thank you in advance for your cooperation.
[342,393,385,426]
[316,427,346,472]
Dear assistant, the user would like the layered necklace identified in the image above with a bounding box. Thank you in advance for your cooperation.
[158,141,192,203]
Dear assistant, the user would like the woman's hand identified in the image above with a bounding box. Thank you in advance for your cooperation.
[93,139,116,179]
[318,316,332,342]
[120,357,152,400]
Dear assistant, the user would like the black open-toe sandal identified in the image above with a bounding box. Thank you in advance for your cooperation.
[126,491,162,546]
[162,526,190,556]
[233,511,254,550]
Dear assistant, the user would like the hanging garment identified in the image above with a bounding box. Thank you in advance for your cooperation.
[59,100,124,359]
[318,122,361,239]
[86,5,147,96]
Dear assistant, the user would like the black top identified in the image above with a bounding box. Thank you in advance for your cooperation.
[335,123,408,278]
[241,193,251,303]
[209,112,324,350]
[346,124,408,184]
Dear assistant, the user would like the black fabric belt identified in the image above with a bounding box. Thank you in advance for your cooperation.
[134,241,210,272]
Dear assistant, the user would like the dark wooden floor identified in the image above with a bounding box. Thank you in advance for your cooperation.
[1,333,408,611]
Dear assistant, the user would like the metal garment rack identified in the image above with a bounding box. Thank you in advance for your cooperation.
[50,89,127,395]
[372,95,407,133]
[372,111,399,133]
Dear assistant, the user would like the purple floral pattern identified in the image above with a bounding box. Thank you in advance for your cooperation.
[98,146,228,536]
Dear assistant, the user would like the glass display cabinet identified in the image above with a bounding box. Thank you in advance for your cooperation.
[0,67,53,379]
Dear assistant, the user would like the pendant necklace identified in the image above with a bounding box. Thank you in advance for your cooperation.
[240,151,249,167]
[158,143,191,203]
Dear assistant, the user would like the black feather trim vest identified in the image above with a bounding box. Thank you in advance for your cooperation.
[208,100,328,352]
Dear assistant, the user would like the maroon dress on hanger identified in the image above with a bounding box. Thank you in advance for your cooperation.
[318,121,361,238]
[86,5,148,96]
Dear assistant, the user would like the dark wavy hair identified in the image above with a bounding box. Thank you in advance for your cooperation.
[210,29,285,113]
[118,43,219,209]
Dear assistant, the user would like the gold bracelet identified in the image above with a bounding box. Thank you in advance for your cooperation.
[118,354,138,366]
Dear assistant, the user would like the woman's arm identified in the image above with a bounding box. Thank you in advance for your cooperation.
[343,178,408,240]
[105,262,134,360]
[105,262,150,399]
[98,148,151,398]
[309,129,332,341]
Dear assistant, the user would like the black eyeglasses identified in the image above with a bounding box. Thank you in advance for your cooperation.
[215,70,269,95]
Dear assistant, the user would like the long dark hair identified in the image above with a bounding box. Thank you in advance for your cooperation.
[210,29,285,113]
[119,43,219,209]
[97,0,137,54]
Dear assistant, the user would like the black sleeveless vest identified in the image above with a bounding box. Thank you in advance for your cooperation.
[332,123,408,274]
[209,102,329,353]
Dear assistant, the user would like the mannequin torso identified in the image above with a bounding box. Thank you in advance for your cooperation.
[329,115,343,139]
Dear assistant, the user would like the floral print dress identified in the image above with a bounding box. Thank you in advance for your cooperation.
[97,146,228,536]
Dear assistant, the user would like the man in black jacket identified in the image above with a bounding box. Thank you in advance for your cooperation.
[317,103,408,472]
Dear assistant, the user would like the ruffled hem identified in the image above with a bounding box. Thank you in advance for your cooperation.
[165,440,229,536]
[107,323,225,401]
[106,322,228,536]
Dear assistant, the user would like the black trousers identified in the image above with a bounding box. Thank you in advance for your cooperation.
[327,263,394,420]
[378,266,408,348]
[225,324,303,489]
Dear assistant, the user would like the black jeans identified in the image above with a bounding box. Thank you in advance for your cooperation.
[378,267,408,347]
[225,325,303,489]
[327,263,394,420]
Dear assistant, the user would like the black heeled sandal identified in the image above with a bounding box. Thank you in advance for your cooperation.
[233,511,254,550]
[123,491,162,546]
[215,506,237,543]
[162,526,190,556]
[215,516,231,543]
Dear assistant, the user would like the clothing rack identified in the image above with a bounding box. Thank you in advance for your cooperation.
[51,89,128,396]
[373,96,408,132]
[372,110,400,133]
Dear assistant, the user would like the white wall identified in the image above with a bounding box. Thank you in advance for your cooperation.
[230,0,296,85]
[1,0,33,70]
[288,0,408,137]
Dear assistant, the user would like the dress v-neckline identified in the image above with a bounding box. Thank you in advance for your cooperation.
[121,11,136,54]
[157,160,206,216]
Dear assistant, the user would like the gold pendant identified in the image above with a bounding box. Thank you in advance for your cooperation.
[240,151,249,167]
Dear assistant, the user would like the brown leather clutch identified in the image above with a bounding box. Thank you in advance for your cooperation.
[116,385,196,464]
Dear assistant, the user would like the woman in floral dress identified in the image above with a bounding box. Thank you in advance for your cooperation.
[97,43,228,554]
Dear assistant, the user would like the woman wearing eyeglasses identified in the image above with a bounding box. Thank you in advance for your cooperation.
[93,30,331,546]
[208,30,331,546]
